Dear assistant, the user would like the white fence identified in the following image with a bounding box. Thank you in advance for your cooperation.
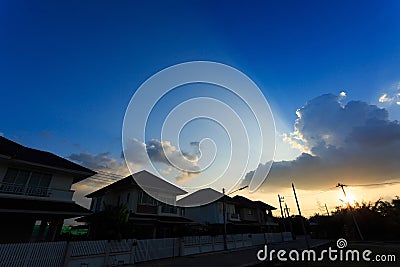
[0,241,66,267]
[0,232,292,267]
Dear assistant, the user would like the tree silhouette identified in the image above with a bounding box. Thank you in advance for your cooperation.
[89,203,131,240]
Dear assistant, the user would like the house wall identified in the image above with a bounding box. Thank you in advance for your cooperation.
[96,187,140,212]
[238,207,259,222]
[48,173,73,191]
[90,187,184,217]
[185,201,237,224]
[0,162,76,202]
[185,203,219,224]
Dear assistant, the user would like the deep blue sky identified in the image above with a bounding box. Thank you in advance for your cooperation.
[1,0,400,161]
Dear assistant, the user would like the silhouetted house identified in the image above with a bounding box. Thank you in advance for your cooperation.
[178,188,240,225]
[232,195,277,232]
[0,136,95,243]
[85,170,192,239]
[181,189,277,233]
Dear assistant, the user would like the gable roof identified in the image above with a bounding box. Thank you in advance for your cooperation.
[176,188,236,207]
[0,136,96,183]
[233,195,276,210]
[86,170,187,198]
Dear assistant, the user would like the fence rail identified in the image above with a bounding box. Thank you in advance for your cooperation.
[0,232,292,267]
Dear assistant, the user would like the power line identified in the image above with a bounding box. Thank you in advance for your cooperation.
[284,186,337,199]
[346,181,400,187]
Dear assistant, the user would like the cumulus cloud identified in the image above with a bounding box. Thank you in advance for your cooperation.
[244,93,400,190]
[68,152,125,172]
[123,138,201,183]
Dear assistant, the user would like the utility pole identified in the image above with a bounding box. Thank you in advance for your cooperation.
[222,188,227,250]
[284,203,294,239]
[336,183,364,241]
[324,203,330,216]
[221,185,248,250]
[284,203,291,218]
[278,195,287,232]
[292,183,310,249]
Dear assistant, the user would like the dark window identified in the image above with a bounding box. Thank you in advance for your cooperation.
[28,172,51,188]
[126,192,131,204]
[1,168,52,196]
[95,197,102,211]
[139,190,157,206]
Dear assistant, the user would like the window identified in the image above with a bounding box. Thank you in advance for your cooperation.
[247,209,254,215]
[28,172,51,188]
[126,193,131,204]
[139,190,157,206]
[160,203,177,214]
[95,197,103,211]
[1,168,52,196]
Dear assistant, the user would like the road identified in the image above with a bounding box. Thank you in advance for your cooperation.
[133,238,330,267]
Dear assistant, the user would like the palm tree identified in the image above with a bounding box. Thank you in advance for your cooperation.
[89,203,130,240]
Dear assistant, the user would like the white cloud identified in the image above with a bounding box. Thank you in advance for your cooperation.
[123,138,201,183]
[68,152,129,176]
[69,152,118,169]
[244,93,400,191]
[379,93,394,103]
[69,138,202,192]
[339,91,347,98]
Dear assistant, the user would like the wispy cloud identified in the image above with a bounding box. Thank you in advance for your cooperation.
[378,81,400,105]
[379,93,394,103]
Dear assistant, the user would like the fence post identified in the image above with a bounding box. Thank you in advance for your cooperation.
[103,240,111,267]
[179,237,184,256]
[130,239,137,265]
[62,241,73,267]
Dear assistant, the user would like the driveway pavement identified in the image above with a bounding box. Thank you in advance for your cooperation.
[132,238,331,267]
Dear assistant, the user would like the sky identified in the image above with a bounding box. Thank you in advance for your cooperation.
[1,0,400,216]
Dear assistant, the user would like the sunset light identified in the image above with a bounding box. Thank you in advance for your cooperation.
[1,1,400,265]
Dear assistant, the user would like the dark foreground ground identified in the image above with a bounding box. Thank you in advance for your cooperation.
[133,238,399,267]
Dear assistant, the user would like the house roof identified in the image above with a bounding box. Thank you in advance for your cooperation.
[253,200,277,211]
[0,197,91,218]
[85,170,187,198]
[176,188,236,207]
[232,195,276,211]
[0,136,96,183]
